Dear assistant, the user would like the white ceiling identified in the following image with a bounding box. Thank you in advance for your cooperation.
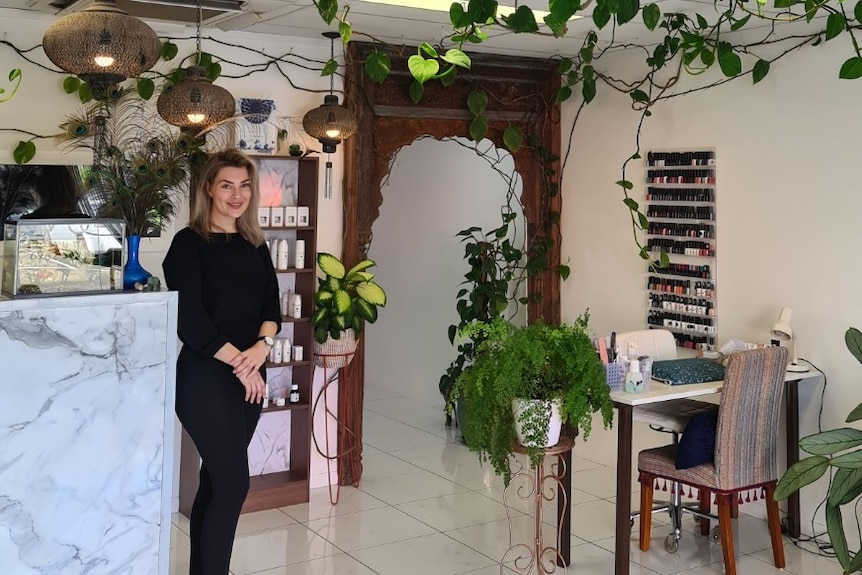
[1,0,822,58]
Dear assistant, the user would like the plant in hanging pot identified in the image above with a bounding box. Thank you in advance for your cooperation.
[456,312,613,485]
[312,252,386,368]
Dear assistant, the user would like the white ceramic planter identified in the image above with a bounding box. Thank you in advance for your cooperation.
[512,399,562,448]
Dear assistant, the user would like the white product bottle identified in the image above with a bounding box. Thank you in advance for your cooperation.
[263,382,270,408]
[280,291,290,317]
[624,358,644,393]
[295,239,305,269]
[269,240,278,269]
[292,293,302,318]
[289,384,300,404]
[273,338,284,364]
[276,239,289,270]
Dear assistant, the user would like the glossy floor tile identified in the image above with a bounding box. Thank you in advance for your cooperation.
[169,384,841,575]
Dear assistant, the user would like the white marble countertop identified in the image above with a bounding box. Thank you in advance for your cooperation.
[0,290,176,310]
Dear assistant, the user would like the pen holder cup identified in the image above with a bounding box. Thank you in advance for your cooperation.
[605,362,627,391]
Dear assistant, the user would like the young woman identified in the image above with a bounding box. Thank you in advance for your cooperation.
[163,149,280,575]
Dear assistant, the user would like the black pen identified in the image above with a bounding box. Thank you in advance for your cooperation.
[609,332,617,362]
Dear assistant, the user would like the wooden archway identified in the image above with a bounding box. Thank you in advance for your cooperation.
[338,42,562,485]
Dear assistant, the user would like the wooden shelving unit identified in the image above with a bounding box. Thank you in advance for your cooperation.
[644,149,718,351]
[178,156,318,519]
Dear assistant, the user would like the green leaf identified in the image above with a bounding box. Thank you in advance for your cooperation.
[659,250,669,268]
[13,140,35,164]
[700,48,715,67]
[198,52,213,68]
[354,298,378,323]
[8,68,20,82]
[638,212,649,229]
[333,289,351,314]
[805,0,819,22]
[846,402,862,423]
[630,89,649,103]
[468,0,498,23]
[315,290,334,305]
[839,57,862,79]
[321,58,338,76]
[731,13,751,31]
[827,503,851,570]
[418,42,438,58]
[642,3,660,30]
[442,49,471,69]
[774,0,798,7]
[828,466,862,506]
[717,42,741,77]
[556,86,573,103]
[846,327,862,364]
[593,3,611,28]
[503,126,522,152]
[356,281,387,306]
[408,80,424,103]
[408,54,439,83]
[346,259,376,277]
[78,82,92,104]
[856,0,862,24]
[365,51,391,83]
[800,428,862,455]
[831,450,862,468]
[696,13,708,29]
[557,57,573,74]
[617,179,635,190]
[206,62,221,81]
[318,253,346,279]
[315,0,337,24]
[774,455,829,500]
[617,0,640,25]
[469,115,488,142]
[450,2,471,27]
[338,20,352,43]
[544,13,567,36]
[161,41,178,61]
[501,5,539,32]
[826,13,846,41]
[467,89,488,115]
[623,197,639,211]
[559,264,571,281]
[137,77,155,100]
[752,59,770,84]
[582,76,596,103]
[63,76,81,94]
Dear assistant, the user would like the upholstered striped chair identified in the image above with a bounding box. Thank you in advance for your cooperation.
[637,346,788,575]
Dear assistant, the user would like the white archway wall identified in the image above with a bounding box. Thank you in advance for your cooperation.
[366,137,525,408]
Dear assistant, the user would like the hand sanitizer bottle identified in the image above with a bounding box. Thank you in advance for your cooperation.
[625,358,645,393]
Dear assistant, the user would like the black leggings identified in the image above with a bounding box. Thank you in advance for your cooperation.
[176,350,263,575]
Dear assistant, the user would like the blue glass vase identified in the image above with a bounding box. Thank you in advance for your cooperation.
[123,235,152,290]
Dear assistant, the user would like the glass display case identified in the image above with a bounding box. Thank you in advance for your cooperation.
[2,218,125,298]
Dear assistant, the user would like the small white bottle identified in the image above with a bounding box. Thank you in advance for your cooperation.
[283,338,292,358]
[295,239,305,269]
[292,345,303,362]
[269,240,278,269]
[272,338,284,364]
[289,384,300,404]
[276,239,289,271]
[280,291,290,317]
[624,358,644,393]
[292,293,302,318]
[262,382,270,408]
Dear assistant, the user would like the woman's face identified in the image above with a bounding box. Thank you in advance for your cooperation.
[207,166,253,226]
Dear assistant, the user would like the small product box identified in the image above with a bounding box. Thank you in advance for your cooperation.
[257,207,271,227]
[270,206,285,227]
[284,206,298,227]
[297,206,310,227]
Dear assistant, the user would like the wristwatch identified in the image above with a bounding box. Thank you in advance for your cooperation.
[257,335,274,348]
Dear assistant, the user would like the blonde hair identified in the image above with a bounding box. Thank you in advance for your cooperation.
[188,149,264,246]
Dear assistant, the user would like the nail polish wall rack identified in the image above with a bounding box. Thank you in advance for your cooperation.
[645,147,718,350]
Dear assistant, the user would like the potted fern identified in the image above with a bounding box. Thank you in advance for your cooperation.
[456,312,613,485]
[312,252,386,368]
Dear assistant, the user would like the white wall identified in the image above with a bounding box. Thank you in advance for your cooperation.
[366,137,524,408]
[562,41,862,534]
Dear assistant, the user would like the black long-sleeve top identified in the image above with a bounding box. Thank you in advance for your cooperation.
[162,228,281,360]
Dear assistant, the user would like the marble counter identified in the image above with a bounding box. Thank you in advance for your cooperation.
[0,291,178,575]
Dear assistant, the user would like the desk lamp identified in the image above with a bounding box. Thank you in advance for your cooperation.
[770,307,809,372]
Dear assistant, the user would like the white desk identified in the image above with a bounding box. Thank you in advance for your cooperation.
[609,369,823,575]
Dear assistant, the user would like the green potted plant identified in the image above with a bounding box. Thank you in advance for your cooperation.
[457,312,613,485]
[312,252,387,368]
[775,326,862,573]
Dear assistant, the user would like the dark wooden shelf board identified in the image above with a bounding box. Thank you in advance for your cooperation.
[242,470,308,513]
[261,402,309,414]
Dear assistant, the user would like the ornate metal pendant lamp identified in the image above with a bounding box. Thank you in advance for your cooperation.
[302,32,358,154]
[42,0,160,98]
[156,0,234,129]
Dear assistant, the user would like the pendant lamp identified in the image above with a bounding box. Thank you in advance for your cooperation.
[302,32,357,153]
[156,0,235,129]
[42,0,160,98]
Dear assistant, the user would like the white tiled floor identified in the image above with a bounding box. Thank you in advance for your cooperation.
[170,386,840,575]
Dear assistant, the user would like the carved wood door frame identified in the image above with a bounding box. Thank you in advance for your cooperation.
[338,43,562,484]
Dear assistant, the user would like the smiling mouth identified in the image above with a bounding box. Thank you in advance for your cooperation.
[227,202,245,209]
